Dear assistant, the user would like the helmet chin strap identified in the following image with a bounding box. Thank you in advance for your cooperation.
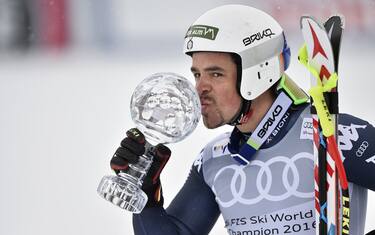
[227,99,252,126]
[227,53,253,126]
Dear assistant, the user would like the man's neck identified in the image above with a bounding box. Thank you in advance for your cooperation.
[236,90,276,133]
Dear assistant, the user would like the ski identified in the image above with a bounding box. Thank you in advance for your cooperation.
[299,15,349,235]
[323,15,347,235]
[302,16,335,235]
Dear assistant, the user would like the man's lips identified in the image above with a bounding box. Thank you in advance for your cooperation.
[200,98,212,107]
[200,98,212,114]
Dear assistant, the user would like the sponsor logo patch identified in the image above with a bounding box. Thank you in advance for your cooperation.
[300,117,313,140]
[185,25,219,40]
[257,105,283,138]
[243,28,275,46]
[212,138,230,158]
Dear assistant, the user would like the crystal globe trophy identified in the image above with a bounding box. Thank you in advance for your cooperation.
[97,72,201,213]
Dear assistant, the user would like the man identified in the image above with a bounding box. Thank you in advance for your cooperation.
[110,5,375,235]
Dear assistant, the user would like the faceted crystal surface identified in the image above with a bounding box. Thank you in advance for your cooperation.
[130,72,201,144]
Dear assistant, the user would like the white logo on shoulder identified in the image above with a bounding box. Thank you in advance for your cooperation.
[300,117,313,140]
[194,150,204,172]
[366,155,375,164]
[338,123,367,151]
[212,138,230,158]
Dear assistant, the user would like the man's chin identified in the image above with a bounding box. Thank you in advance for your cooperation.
[202,117,225,129]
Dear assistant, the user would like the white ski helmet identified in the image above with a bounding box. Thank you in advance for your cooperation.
[183,4,291,101]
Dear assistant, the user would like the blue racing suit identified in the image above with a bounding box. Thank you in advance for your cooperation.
[133,104,375,235]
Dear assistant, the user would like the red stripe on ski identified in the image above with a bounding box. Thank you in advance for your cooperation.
[319,65,331,81]
[326,136,349,190]
[309,22,328,59]
[326,161,334,177]
[315,195,320,213]
[313,118,320,148]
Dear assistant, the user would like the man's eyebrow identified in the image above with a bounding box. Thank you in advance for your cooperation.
[204,66,225,72]
[190,66,225,73]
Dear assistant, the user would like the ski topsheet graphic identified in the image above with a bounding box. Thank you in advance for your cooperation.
[299,16,349,235]
[324,16,344,73]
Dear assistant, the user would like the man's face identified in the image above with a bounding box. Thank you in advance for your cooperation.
[191,52,242,129]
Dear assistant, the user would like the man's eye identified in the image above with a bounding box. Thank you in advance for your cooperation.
[212,72,222,78]
[193,73,200,80]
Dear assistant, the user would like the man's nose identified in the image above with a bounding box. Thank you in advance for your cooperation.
[196,75,211,95]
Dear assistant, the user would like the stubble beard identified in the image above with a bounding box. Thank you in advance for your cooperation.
[202,101,226,129]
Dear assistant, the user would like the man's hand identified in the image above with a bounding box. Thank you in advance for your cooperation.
[110,128,171,207]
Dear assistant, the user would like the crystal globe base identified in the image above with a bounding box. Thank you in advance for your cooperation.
[97,153,153,213]
[97,174,148,213]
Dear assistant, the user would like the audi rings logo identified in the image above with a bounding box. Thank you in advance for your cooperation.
[356,141,369,157]
[303,121,313,129]
[212,153,314,208]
